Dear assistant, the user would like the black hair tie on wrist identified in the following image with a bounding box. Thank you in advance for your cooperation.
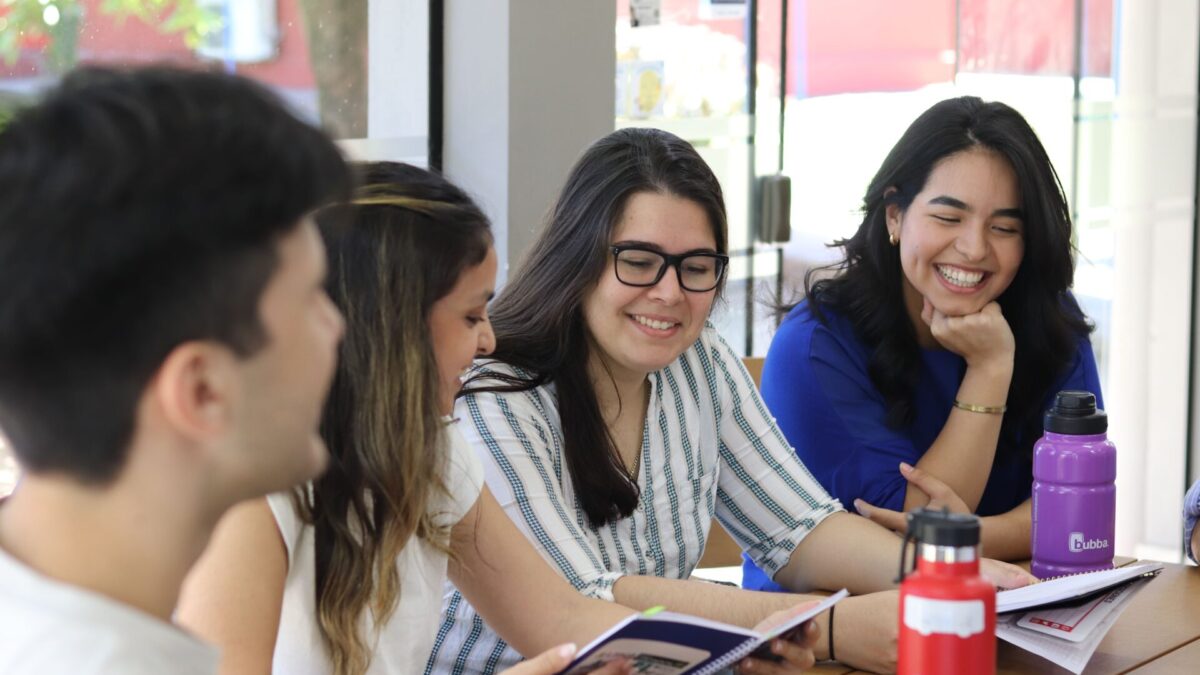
[828,604,836,662]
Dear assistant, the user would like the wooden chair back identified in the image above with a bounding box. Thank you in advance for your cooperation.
[695,356,765,570]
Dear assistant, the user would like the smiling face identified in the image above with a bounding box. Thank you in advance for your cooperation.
[887,147,1025,321]
[428,246,498,415]
[581,191,720,380]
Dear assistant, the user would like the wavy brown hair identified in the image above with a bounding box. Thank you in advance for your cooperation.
[299,162,492,675]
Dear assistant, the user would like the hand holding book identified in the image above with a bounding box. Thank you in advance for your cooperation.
[558,590,848,675]
[505,644,632,675]
[742,601,823,669]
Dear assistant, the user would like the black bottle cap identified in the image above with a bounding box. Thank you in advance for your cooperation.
[906,508,980,548]
[1044,390,1107,435]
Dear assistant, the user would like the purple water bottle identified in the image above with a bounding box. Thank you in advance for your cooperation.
[1031,391,1116,579]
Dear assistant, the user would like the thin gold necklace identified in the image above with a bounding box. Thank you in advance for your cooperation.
[629,380,650,481]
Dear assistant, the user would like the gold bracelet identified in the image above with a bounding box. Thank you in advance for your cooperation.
[953,399,1006,415]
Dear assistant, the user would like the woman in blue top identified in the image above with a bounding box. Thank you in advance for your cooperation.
[744,96,1102,591]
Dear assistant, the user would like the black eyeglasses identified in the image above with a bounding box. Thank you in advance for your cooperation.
[611,245,729,293]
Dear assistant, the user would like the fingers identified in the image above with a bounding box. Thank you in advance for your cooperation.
[501,644,633,675]
[741,618,821,673]
[854,498,908,533]
[795,618,821,650]
[737,638,817,674]
[899,462,949,502]
[950,302,1009,335]
[922,299,1015,363]
[1002,561,1036,589]
[981,559,1037,590]
[980,301,1004,319]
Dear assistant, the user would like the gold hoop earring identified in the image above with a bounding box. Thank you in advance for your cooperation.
[888,232,898,246]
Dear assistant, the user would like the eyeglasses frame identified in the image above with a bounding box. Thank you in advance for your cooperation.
[610,244,730,293]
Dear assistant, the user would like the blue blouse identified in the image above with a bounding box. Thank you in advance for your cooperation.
[743,299,1103,591]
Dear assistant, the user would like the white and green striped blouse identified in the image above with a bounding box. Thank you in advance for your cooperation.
[425,326,842,674]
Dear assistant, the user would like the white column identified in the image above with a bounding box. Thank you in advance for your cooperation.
[1109,0,1198,561]
[368,0,428,140]
[340,0,429,164]
[442,1,616,282]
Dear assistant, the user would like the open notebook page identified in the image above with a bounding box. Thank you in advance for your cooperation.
[996,562,1163,614]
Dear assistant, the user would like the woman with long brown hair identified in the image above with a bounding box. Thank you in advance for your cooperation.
[176,162,821,675]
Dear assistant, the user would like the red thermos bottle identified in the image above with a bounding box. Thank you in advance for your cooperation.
[897,509,996,675]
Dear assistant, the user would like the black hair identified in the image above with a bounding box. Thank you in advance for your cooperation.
[466,127,727,528]
[0,66,351,483]
[797,96,1090,469]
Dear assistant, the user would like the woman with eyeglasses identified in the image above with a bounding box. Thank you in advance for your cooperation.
[427,127,1033,675]
[742,97,1102,595]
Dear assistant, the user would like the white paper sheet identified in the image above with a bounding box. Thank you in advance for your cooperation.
[995,577,1152,674]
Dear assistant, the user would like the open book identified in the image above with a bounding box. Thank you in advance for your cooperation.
[996,562,1163,613]
[994,562,1164,674]
[558,589,848,675]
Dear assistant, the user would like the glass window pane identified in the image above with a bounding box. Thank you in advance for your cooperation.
[958,0,1076,76]
[0,0,429,491]
[0,0,423,154]
[798,0,955,97]
[616,0,754,351]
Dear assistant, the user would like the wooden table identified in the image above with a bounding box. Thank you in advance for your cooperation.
[1126,637,1200,674]
[832,560,1200,674]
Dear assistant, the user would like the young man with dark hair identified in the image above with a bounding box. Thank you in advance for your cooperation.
[0,66,350,673]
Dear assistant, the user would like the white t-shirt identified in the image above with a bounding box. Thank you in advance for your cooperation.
[268,423,484,674]
[0,544,217,675]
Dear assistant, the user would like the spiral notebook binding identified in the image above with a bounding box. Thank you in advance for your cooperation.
[996,562,1164,615]
[1032,564,1161,585]
[692,638,761,675]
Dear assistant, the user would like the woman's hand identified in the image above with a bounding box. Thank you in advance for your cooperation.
[981,558,1035,590]
[922,298,1015,370]
[854,462,969,534]
[853,463,1035,590]
[500,644,631,675]
[736,602,821,673]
